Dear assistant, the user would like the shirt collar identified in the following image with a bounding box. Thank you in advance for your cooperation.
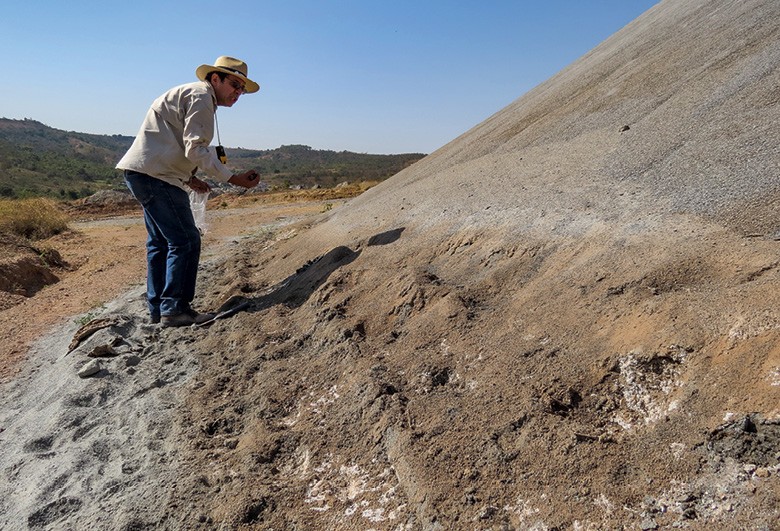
[202,80,217,106]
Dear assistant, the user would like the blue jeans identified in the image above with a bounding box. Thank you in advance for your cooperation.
[124,171,201,318]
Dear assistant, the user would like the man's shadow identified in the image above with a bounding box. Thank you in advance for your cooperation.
[214,227,405,317]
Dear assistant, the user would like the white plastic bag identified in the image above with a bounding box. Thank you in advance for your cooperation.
[188,190,209,234]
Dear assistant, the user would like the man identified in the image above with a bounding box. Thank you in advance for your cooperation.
[117,56,261,327]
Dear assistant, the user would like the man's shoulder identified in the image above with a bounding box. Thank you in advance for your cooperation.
[157,81,215,109]
[167,80,211,97]
[152,81,214,115]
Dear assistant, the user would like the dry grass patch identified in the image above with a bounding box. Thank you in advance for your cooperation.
[0,198,70,240]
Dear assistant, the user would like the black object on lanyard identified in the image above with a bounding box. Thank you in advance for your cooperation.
[215,112,227,164]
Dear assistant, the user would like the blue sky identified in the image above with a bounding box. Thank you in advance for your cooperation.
[3,1,658,154]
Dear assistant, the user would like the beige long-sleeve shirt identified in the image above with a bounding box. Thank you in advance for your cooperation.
[117,81,233,190]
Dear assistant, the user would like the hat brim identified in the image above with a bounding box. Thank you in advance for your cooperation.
[196,64,260,93]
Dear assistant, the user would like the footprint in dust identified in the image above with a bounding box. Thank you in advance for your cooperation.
[23,436,54,454]
[27,496,83,529]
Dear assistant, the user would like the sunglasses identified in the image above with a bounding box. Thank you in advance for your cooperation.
[225,78,246,94]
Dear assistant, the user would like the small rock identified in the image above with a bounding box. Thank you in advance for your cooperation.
[125,355,142,367]
[88,344,118,358]
[640,518,658,530]
[477,505,497,520]
[620,125,631,132]
[738,416,757,433]
[641,496,657,510]
[754,467,770,478]
[78,360,102,378]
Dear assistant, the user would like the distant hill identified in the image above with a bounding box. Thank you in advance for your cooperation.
[0,119,133,199]
[0,118,426,199]
[224,145,425,190]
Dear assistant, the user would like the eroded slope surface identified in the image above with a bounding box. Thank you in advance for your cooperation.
[2,0,779,529]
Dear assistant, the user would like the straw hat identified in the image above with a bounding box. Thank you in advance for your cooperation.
[196,56,259,93]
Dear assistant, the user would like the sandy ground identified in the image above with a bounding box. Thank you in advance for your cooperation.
[0,197,336,529]
[0,198,329,383]
[2,0,780,529]
[1,200,779,529]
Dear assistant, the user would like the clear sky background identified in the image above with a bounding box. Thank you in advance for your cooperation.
[3,1,658,154]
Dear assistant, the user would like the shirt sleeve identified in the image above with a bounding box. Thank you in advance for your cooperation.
[181,92,233,182]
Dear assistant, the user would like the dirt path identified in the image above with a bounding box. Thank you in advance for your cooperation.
[0,198,330,382]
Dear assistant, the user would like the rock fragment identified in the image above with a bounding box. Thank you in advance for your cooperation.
[77,360,102,378]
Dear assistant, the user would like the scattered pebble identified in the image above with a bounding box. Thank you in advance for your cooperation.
[88,344,118,358]
[77,360,102,378]
[754,467,770,478]
[640,518,658,530]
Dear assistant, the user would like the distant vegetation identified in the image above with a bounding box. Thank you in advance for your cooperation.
[225,144,424,190]
[0,118,426,200]
[0,119,132,200]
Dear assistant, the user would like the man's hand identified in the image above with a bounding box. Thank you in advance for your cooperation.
[229,170,260,189]
[187,176,211,193]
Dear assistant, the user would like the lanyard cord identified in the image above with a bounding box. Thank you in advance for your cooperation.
[214,110,222,146]
[214,111,227,164]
